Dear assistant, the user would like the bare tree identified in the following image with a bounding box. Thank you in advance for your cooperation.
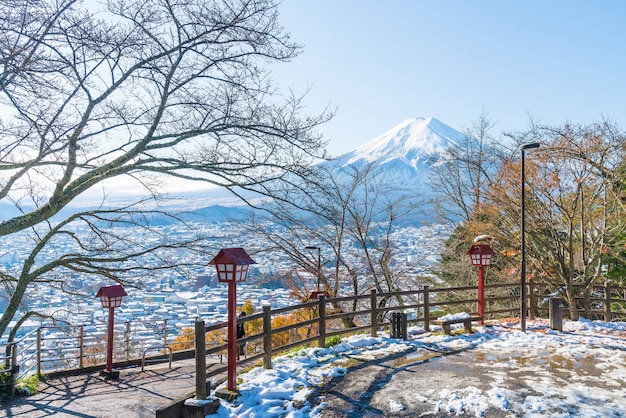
[0,0,330,337]
[433,119,626,319]
[430,111,502,225]
[247,162,426,324]
[429,112,512,299]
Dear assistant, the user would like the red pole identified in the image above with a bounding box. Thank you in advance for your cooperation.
[106,306,114,373]
[477,266,485,324]
[227,281,237,391]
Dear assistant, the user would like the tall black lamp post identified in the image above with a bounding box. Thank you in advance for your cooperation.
[305,245,326,299]
[521,142,540,332]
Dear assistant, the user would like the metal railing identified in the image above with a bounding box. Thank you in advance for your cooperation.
[2,317,199,382]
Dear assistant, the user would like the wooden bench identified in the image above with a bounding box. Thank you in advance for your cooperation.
[431,315,483,336]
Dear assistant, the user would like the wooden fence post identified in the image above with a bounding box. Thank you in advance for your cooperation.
[423,285,430,332]
[318,295,326,348]
[36,328,41,376]
[605,280,612,322]
[370,290,377,337]
[79,325,84,369]
[262,303,272,369]
[529,279,536,320]
[194,319,207,400]
[125,322,131,361]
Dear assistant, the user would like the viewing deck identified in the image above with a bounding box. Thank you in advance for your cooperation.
[2,358,217,418]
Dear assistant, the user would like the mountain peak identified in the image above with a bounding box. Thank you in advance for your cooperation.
[339,117,463,167]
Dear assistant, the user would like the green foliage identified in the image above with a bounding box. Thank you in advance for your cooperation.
[0,372,11,401]
[285,347,308,358]
[430,309,448,318]
[325,336,342,348]
[15,374,42,396]
[0,372,44,400]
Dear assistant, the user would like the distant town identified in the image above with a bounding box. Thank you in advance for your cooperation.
[1,219,450,340]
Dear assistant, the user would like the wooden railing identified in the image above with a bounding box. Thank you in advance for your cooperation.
[199,283,626,381]
[529,280,626,321]
[2,281,625,394]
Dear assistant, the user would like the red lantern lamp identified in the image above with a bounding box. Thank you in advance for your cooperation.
[209,247,256,283]
[95,284,127,380]
[96,284,127,308]
[466,244,494,324]
[208,248,256,392]
[466,244,494,267]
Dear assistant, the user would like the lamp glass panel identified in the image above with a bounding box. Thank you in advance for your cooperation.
[215,262,251,282]
[235,264,250,282]
[100,297,109,308]
[216,263,234,282]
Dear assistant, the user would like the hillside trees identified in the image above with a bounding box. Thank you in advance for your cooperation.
[430,112,503,227]
[0,0,329,338]
[430,113,513,292]
[517,122,626,318]
[437,120,626,319]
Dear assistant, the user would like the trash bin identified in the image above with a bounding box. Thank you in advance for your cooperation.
[549,296,563,331]
[390,311,408,340]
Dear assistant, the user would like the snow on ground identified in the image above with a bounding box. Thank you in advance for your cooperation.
[210,318,626,417]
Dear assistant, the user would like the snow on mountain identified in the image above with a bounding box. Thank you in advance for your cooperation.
[333,116,465,170]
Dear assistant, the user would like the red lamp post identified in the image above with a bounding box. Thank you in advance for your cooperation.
[95,284,127,380]
[209,248,256,392]
[466,244,494,324]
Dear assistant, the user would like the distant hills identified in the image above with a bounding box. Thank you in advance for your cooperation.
[138,116,467,218]
[0,117,465,225]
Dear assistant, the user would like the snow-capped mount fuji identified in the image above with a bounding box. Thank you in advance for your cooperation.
[320,116,465,223]
[332,116,464,170]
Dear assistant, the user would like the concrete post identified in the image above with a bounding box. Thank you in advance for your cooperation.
[549,296,563,331]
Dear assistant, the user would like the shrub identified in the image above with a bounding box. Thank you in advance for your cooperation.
[0,372,43,400]
[15,374,43,396]
[325,336,342,348]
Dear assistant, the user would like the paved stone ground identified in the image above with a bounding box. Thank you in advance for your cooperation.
[0,359,213,418]
[2,326,623,417]
[306,329,624,417]
[308,346,511,418]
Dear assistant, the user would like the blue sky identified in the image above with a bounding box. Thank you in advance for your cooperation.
[271,1,626,156]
